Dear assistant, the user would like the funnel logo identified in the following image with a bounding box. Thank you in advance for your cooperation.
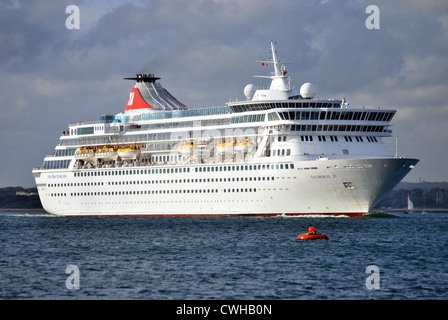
[127,92,135,106]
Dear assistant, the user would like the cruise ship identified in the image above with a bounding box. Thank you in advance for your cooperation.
[32,41,418,217]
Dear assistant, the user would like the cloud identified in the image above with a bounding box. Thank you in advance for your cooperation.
[0,0,447,186]
[401,0,448,14]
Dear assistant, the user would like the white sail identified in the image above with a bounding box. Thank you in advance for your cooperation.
[407,194,414,213]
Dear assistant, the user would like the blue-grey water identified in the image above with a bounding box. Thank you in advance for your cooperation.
[0,211,447,300]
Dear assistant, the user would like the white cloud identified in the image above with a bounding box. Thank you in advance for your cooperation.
[1,0,447,186]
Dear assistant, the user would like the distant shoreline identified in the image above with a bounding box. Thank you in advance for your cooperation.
[383,208,448,214]
[0,208,45,212]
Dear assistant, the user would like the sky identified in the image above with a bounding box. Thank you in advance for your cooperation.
[0,0,447,187]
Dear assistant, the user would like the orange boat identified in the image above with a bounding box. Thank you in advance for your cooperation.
[297,227,329,240]
[297,233,329,240]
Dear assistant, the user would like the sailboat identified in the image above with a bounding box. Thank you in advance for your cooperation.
[404,194,414,214]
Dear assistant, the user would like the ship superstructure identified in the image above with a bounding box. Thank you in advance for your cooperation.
[33,41,418,216]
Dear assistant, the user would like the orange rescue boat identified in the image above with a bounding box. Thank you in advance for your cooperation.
[297,227,329,240]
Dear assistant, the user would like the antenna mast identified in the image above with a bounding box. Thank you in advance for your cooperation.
[270,41,281,77]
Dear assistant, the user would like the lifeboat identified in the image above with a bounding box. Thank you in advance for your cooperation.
[75,147,96,163]
[235,139,255,153]
[297,233,329,240]
[177,141,194,156]
[216,139,235,154]
[118,145,141,160]
[95,146,118,161]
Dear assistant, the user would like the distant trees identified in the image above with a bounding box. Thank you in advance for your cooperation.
[375,188,448,209]
[0,187,43,209]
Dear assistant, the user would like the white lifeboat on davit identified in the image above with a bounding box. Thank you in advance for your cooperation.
[118,145,141,160]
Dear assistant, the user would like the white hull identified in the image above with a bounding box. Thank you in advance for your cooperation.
[34,157,418,217]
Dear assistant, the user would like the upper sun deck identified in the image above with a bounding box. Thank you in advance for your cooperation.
[65,41,396,138]
[226,98,342,113]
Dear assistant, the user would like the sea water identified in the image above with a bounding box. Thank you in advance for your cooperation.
[0,211,447,300]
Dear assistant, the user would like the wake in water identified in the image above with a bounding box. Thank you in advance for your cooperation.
[274,213,350,219]
[358,212,399,218]
[0,212,54,218]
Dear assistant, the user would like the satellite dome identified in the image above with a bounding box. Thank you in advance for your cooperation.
[244,84,257,100]
[300,82,317,99]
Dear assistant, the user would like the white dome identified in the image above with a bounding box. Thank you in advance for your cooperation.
[244,84,257,100]
[300,82,317,99]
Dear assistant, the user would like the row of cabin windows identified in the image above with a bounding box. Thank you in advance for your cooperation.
[73,163,295,177]
[290,124,385,132]
[151,155,181,163]
[74,167,190,177]
[279,110,394,122]
[302,136,345,142]
[47,176,275,189]
[231,114,266,124]
[298,135,379,143]
[50,187,259,197]
[266,149,291,157]
[344,136,378,142]
[262,134,377,144]
[229,102,341,113]
[53,149,76,157]
[274,136,287,142]
[195,163,295,172]
[316,136,339,142]
[48,177,275,188]
[113,176,273,185]
[42,160,71,169]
